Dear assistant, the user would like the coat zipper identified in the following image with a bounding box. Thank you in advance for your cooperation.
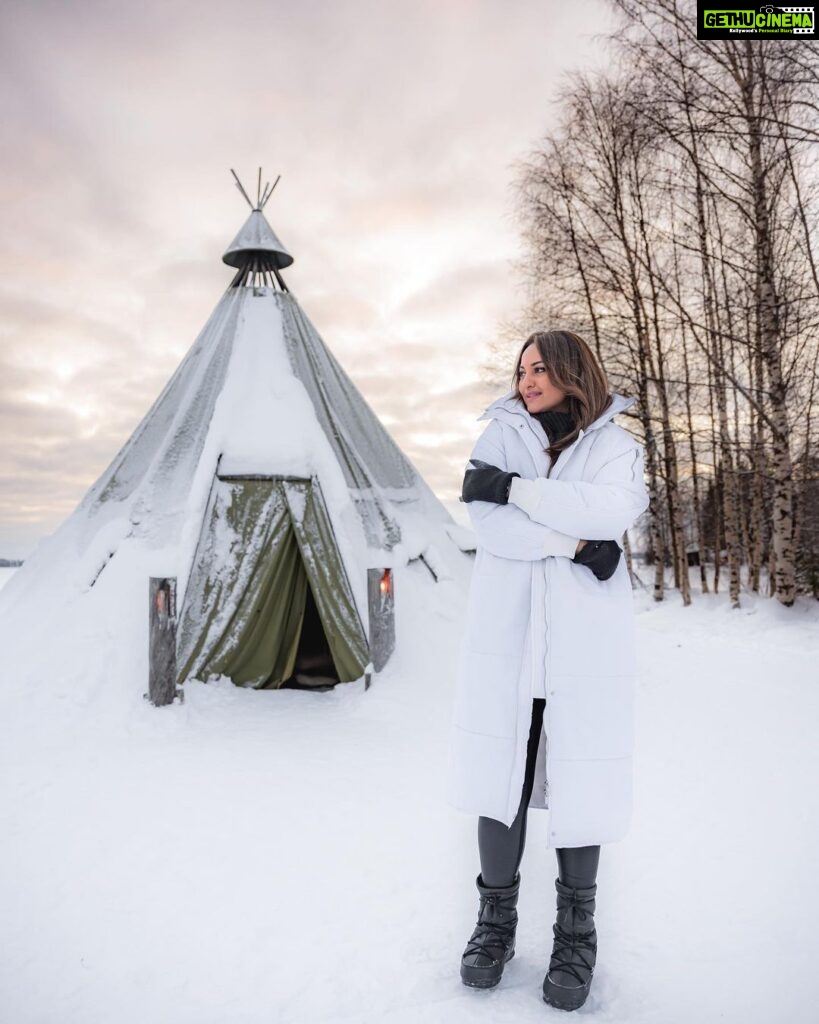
[516,415,580,818]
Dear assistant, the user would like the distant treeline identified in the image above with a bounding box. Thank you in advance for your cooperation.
[488,0,819,608]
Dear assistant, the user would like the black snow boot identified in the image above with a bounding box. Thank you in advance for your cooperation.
[460,872,521,989]
[542,878,598,1011]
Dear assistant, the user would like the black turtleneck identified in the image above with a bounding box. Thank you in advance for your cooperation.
[533,408,575,444]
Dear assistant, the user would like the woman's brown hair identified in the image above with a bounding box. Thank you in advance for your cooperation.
[511,329,612,472]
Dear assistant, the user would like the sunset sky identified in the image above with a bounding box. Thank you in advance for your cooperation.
[0,0,618,559]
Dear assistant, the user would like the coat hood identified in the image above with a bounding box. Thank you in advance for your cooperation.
[477,388,636,443]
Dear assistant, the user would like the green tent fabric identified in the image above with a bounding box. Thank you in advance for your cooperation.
[177,474,369,689]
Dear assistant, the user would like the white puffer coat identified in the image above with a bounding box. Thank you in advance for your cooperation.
[446,389,650,847]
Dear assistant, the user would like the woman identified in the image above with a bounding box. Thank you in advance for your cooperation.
[448,329,650,1011]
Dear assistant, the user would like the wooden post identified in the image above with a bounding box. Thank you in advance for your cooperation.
[148,577,179,706]
[367,567,395,675]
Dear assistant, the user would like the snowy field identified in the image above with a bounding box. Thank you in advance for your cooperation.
[1,562,818,1023]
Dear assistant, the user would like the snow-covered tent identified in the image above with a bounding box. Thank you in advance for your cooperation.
[0,173,469,698]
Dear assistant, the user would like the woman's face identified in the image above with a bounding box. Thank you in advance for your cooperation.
[517,345,569,414]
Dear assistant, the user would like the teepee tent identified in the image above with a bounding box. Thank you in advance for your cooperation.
[0,171,468,699]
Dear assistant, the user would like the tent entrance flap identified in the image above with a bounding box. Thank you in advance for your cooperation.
[177,475,369,690]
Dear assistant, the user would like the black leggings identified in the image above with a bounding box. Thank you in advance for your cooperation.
[478,698,600,888]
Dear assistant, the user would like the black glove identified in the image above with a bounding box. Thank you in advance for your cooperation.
[572,539,622,581]
[461,459,520,505]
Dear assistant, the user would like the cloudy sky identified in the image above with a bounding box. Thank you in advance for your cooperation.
[0,0,618,559]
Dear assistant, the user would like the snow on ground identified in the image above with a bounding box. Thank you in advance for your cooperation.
[1,562,818,1023]
[0,566,19,591]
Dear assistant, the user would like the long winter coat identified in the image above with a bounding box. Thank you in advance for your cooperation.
[446,389,650,848]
